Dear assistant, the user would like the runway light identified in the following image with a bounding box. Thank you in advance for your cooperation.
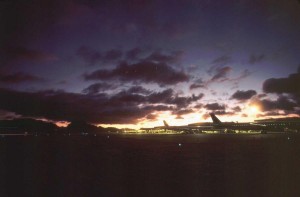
[107,135,110,139]
[288,137,290,140]
[178,143,182,147]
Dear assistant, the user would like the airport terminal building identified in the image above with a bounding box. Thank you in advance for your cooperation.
[254,117,300,132]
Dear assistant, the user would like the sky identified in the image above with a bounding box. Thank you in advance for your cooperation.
[1,0,300,129]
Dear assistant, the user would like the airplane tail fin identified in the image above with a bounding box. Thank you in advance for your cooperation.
[210,113,222,124]
[163,120,169,127]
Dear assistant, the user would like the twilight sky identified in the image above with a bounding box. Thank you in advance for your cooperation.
[1,0,300,129]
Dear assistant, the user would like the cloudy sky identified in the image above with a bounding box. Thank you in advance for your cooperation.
[1,0,300,129]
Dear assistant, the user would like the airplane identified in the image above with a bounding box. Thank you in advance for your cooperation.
[153,120,213,134]
[209,113,267,133]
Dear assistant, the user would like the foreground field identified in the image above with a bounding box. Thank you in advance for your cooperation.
[0,133,300,197]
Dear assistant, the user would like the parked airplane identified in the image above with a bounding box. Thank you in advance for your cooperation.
[210,113,267,133]
[154,120,213,133]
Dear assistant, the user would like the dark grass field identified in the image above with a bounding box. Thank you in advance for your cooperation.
[0,133,300,197]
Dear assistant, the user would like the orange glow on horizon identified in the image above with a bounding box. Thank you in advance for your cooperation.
[99,111,209,130]
[99,110,263,130]
[96,108,300,130]
[55,121,70,127]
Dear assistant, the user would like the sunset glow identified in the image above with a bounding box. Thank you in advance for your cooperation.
[1,0,299,130]
[246,105,260,116]
[55,121,70,127]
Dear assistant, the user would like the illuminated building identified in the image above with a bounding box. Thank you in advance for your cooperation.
[254,117,300,132]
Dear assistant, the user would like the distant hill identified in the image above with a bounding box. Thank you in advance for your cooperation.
[66,120,98,133]
[66,120,122,134]
[0,118,58,133]
[0,118,122,134]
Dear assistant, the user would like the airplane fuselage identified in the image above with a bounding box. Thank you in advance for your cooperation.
[209,113,266,132]
[213,122,265,131]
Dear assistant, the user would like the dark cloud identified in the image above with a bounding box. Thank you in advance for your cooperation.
[263,69,300,95]
[211,55,231,67]
[82,82,117,94]
[77,47,183,66]
[263,68,300,107]
[77,46,122,65]
[256,111,285,118]
[259,96,297,112]
[203,68,251,88]
[232,106,242,112]
[211,66,232,81]
[189,78,206,90]
[230,69,252,89]
[190,83,206,90]
[103,49,123,61]
[148,89,204,108]
[206,63,232,83]
[233,69,252,81]
[110,90,147,104]
[201,110,234,120]
[0,72,44,84]
[254,69,300,115]
[145,113,157,120]
[204,103,226,111]
[194,104,203,109]
[0,87,202,124]
[169,96,191,108]
[210,90,217,96]
[2,46,58,64]
[172,109,194,117]
[143,105,174,112]
[0,88,145,124]
[206,57,250,86]
[190,83,205,89]
[257,93,267,98]
[148,89,174,103]
[187,94,204,106]
[231,90,257,101]
[84,61,190,85]
[249,54,265,64]
[207,55,231,78]
[144,50,184,64]
[126,47,143,60]
[76,46,102,66]
[127,86,152,95]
